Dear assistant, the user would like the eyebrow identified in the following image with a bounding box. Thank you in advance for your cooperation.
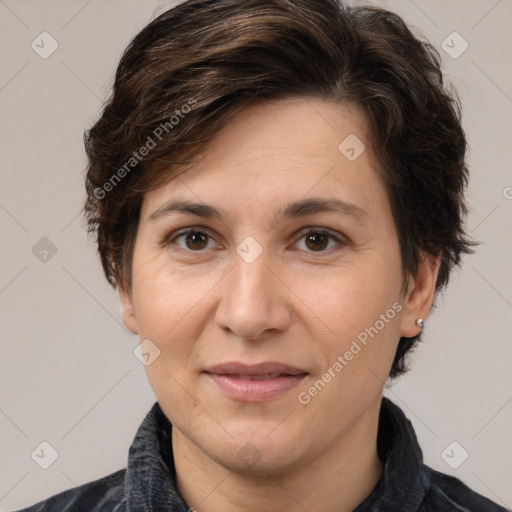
[147,197,369,225]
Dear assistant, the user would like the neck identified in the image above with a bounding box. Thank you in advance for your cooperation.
[173,397,383,512]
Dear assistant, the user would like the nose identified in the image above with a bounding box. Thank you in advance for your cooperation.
[214,244,292,341]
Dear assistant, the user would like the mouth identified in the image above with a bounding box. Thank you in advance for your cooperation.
[203,362,308,402]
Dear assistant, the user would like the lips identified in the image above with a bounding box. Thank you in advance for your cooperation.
[228,373,289,380]
[203,362,308,402]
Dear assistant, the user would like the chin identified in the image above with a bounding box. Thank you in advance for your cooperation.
[208,423,308,475]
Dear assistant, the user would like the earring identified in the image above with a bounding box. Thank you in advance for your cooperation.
[415,318,424,330]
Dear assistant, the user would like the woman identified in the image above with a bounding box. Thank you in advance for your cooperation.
[16,0,508,510]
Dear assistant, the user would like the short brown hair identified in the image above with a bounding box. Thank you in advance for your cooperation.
[84,0,474,378]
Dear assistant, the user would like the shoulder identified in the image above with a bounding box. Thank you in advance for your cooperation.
[421,466,510,512]
[12,468,127,512]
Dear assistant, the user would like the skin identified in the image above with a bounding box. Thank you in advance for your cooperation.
[119,97,439,512]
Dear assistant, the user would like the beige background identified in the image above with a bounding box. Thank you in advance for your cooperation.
[1,0,511,510]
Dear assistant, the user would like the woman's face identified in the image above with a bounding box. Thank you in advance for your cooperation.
[120,97,428,474]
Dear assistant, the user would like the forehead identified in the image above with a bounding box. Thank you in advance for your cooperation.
[140,97,384,220]
[197,97,370,166]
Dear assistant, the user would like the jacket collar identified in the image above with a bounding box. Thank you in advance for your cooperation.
[354,397,430,510]
[124,402,188,511]
[124,397,429,511]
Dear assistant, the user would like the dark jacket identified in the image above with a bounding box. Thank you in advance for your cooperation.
[15,397,509,511]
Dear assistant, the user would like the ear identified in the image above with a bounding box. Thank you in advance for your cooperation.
[118,282,139,335]
[399,253,441,338]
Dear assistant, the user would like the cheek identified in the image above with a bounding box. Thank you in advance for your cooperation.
[295,272,403,421]
[130,258,225,393]
[131,266,209,424]
[300,257,402,343]
[294,255,404,407]
[131,253,207,340]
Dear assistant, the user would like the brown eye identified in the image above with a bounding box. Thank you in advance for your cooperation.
[184,231,210,250]
[304,232,329,251]
[294,229,346,254]
[164,228,216,252]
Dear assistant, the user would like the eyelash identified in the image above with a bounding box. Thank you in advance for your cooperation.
[161,226,347,256]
